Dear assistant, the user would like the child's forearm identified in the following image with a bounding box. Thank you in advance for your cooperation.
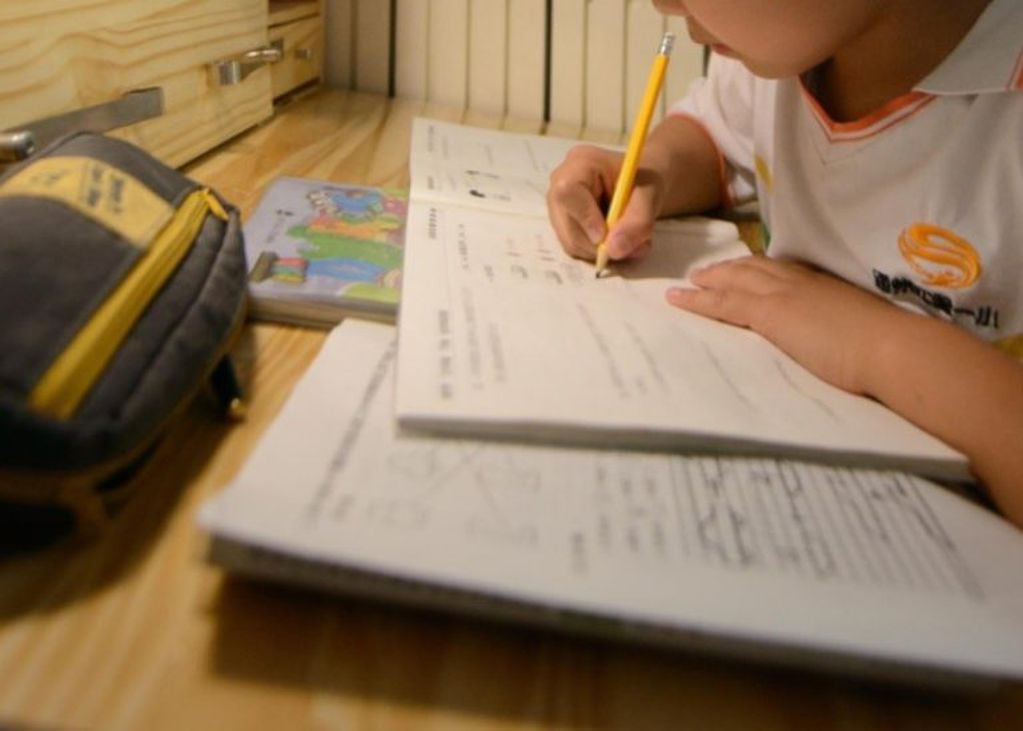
[641,115,725,217]
[864,312,1023,525]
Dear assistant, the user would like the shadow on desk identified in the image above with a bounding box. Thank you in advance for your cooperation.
[0,411,228,620]
[0,330,259,620]
[207,577,1004,730]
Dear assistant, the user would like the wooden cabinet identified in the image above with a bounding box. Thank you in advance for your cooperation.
[0,0,280,168]
[268,0,324,100]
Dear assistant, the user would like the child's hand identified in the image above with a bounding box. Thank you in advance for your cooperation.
[546,144,662,262]
[665,256,895,394]
[667,254,1023,527]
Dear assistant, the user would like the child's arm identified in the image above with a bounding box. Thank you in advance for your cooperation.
[667,255,1023,528]
[546,115,723,261]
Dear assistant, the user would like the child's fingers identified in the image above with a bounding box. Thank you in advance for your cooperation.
[665,257,775,326]
[664,284,759,328]
[548,145,622,259]
[622,239,652,260]
[667,257,818,329]
[606,185,659,260]
[547,179,607,259]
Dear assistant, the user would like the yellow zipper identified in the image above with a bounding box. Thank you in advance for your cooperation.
[30,188,229,420]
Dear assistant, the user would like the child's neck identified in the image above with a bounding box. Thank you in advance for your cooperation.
[812,0,992,122]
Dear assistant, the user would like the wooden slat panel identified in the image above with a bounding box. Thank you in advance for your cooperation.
[327,0,703,127]
[353,0,391,93]
[548,0,586,129]
[584,0,627,133]
[323,0,353,88]
[394,0,428,98]
[505,0,546,121]
[467,0,509,115]
[427,0,470,108]
[0,0,271,168]
[664,15,704,109]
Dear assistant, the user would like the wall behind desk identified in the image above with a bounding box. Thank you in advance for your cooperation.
[324,0,705,134]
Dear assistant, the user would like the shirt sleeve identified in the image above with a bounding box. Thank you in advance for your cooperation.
[667,53,759,206]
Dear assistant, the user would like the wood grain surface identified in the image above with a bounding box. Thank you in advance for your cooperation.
[0,0,274,168]
[1,89,1020,731]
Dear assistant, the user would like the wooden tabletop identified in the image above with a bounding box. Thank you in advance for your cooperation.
[1,89,1020,731]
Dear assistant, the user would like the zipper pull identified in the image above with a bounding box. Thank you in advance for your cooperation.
[209,354,247,421]
[202,188,230,222]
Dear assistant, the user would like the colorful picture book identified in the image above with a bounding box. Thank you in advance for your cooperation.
[243,177,407,327]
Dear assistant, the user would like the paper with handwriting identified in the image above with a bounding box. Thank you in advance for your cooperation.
[202,320,1023,681]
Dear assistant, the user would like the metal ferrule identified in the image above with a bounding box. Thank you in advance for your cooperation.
[659,33,676,57]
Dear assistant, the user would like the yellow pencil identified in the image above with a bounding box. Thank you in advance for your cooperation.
[595,32,675,278]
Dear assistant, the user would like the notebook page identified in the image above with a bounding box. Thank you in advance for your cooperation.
[395,200,967,478]
[408,118,590,217]
[202,320,1023,680]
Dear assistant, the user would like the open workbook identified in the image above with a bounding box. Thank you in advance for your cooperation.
[201,320,1023,685]
[396,119,967,480]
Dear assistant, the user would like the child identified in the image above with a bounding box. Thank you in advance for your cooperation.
[546,0,1023,527]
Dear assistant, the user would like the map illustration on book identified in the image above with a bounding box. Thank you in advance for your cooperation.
[244,177,408,327]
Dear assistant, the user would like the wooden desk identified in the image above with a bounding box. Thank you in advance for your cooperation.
[1,89,1020,731]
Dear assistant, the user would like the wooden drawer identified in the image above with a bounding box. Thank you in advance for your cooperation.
[269,14,324,99]
[0,0,274,168]
[269,0,321,27]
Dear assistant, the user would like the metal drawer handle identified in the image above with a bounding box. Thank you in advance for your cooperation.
[1,87,165,162]
[0,131,36,163]
[212,42,284,86]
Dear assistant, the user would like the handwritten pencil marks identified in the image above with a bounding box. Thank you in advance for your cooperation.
[318,425,982,600]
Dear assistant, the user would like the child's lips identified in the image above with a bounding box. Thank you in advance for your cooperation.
[687,26,736,58]
[685,18,738,58]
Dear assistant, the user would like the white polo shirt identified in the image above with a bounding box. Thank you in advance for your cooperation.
[669,0,1023,356]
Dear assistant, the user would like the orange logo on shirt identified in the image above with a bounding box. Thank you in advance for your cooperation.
[897,223,981,289]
